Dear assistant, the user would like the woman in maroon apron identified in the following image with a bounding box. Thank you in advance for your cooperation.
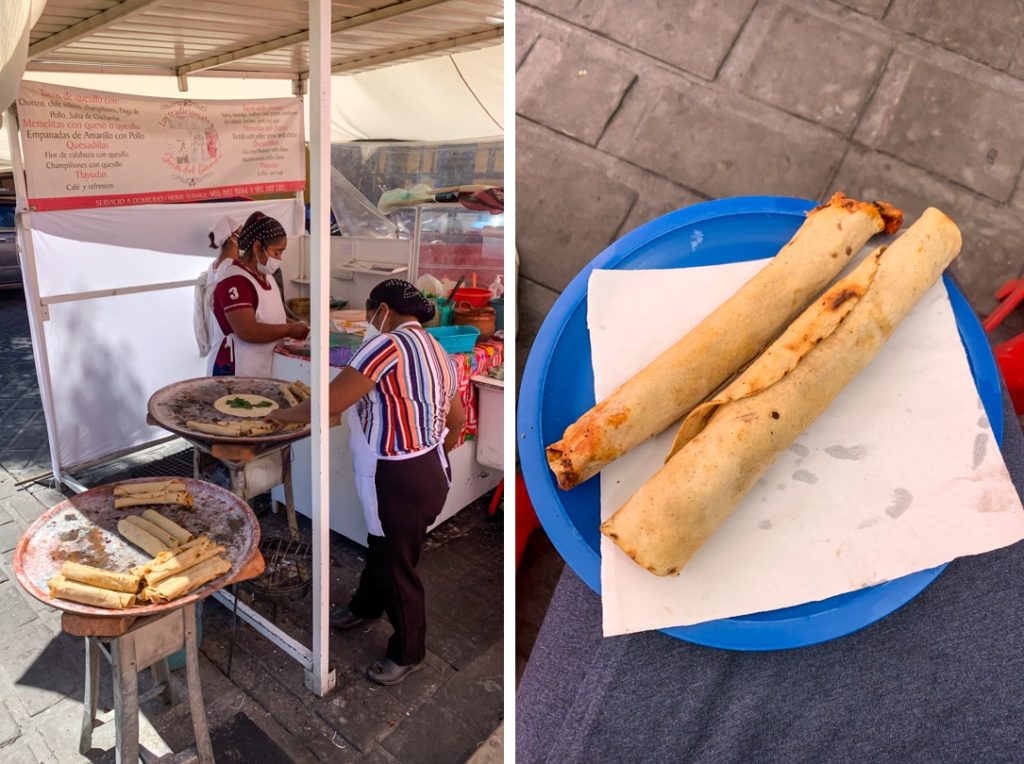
[209,212,309,377]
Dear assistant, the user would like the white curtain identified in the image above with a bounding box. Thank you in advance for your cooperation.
[29,198,299,468]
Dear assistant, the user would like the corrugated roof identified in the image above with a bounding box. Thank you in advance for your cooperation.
[26,0,503,80]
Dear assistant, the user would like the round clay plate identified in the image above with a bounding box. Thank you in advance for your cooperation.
[148,377,310,444]
[13,477,260,617]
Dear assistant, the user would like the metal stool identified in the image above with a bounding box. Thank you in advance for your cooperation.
[75,602,213,763]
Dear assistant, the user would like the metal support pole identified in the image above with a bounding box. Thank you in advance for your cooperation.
[5,107,67,485]
[306,0,336,697]
[410,205,422,283]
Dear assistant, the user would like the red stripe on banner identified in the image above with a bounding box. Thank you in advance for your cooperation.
[28,181,306,211]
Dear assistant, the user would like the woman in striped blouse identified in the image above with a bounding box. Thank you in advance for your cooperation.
[269,279,465,685]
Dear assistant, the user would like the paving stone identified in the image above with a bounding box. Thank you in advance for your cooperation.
[0,739,41,763]
[521,0,581,17]
[517,35,637,145]
[4,493,47,524]
[830,144,1024,317]
[0,699,21,746]
[361,744,401,764]
[599,72,845,200]
[578,0,757,79]
[0,582,41,628]
[887,0,1024,70]
[0,478,19,500]
[833,0,892,17]
[313,677,407,754]
[729,3,890,133]
[855,51,1024,202]
[0,519,24,553]
[199,629,351,763]
[0,625,81,718]
[516,119,637,291]
[380,641,502,764]
[515,9,542,69]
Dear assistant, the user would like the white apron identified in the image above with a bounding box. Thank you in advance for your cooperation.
[204,259,235,375]
[348,406,451,538]
[209,263,286,378]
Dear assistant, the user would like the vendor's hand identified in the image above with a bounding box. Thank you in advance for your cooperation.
[265,409,293,428]
[286,322,310,340]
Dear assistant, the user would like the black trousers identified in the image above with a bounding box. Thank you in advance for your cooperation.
[348,446,451,665]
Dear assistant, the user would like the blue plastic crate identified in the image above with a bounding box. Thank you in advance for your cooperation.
[427,325,480,354]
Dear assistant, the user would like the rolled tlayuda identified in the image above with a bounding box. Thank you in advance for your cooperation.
[546,193,902,490]
[600,207,962,575]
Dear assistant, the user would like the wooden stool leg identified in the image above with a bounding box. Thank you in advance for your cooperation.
[183,604,214,764]
[111,635,140,764]
[150,659,173,705]
[282,449,299,540]
[79,637,100,755]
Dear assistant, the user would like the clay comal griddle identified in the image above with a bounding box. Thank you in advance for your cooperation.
[148,376,310,445]
[14,477,260,617]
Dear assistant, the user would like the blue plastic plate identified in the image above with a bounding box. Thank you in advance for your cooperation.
[517,196,1004,651]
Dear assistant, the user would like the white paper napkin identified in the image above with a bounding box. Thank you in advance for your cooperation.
[592,262,1024,636]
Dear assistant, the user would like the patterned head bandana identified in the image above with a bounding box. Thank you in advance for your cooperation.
[368,278,436,323]
[238,212,287,252]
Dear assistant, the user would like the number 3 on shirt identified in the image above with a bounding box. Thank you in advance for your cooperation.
[228,286,240,301]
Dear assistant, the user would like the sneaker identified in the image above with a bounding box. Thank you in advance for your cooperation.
[330,606,379,630]
[366,657,424,686]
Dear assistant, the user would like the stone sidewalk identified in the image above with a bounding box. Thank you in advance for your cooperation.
[516,0,1024,380]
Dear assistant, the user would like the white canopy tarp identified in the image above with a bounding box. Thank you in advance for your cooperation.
[0,44,503,172]
[30,198,299,468]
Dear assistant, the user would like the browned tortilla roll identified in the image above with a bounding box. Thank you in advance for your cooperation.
[48,575,136,609]
[186,419,276,437]
[123,515,180,549]
[60,562,140,593]
[140,555,231,603]
[114,492,193,509]
[144,542,225,587]
[113,480,187,496]
[546,193,903,490]
[600,207,961,575]
[280,384,300,407]
[117,518,169,557]
[141,510,192,545]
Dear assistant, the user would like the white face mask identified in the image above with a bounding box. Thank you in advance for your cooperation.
[361,306,388,345]
[258,256,281,276]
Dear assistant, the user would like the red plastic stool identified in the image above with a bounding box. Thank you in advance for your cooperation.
[516,472,541,569]
[487,479,503,516]
[984,279,1024,414]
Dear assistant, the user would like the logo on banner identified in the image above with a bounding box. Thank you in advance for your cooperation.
[159,100,221,187]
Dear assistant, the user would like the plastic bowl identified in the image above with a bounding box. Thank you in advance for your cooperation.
[427,325,480,354]
[453,287,493,307]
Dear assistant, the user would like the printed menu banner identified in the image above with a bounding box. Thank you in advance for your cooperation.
[15,81,305,211]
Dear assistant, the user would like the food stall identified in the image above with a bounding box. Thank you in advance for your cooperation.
[2,0,504,728]
[273,332,503,542]
[271,167,505,543]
